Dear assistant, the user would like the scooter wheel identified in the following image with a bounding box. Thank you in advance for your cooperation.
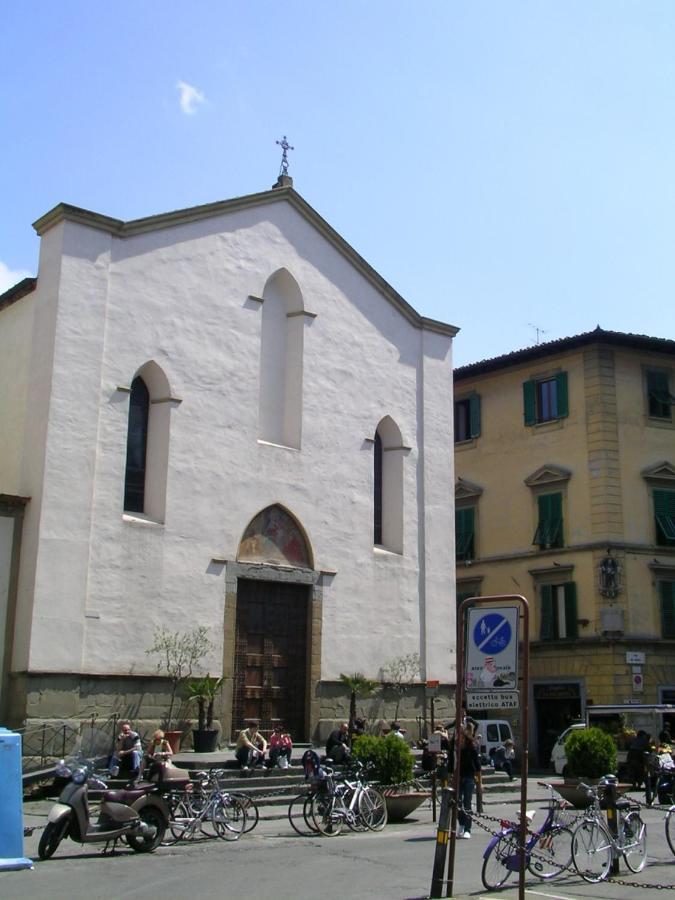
[38,820,68,860]
[127,807,166,853]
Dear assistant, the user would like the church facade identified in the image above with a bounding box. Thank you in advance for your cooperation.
[0,182,458,741]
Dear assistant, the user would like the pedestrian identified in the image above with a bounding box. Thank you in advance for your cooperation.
[450,723,481,839]
[390,722,406,740]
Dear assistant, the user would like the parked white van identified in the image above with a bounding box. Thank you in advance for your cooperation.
[550,722,586,775]
[473,720,515,761]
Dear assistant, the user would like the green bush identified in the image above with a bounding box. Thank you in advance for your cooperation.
[565,726,617,779]
[352,734,415,785]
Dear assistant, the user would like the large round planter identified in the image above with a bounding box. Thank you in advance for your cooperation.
[164,730,183,754]
[383,791,430,822]
[192,729,219,753]
[553,778,628,809]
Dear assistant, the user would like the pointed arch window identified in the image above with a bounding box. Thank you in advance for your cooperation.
[373,417,406,554]
[122,361,176,523]
[124,376,149,513]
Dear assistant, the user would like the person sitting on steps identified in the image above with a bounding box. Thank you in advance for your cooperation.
[235,721,267,771]
[109,721,142,778]
[326,722,351,764]
[268,724,293,769]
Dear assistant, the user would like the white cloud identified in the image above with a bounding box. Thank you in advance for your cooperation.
[176,80,206,115]
[0,261,31,294]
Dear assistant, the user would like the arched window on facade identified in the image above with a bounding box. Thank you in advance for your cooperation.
[123,361,172,522]
[373,417,405,554]
[124,376,149,513]
[258,269,304,449]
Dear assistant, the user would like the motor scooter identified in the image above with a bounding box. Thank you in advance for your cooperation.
[38,758,170,859]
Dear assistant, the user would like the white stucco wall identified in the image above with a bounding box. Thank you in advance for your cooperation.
[16,196,456,683]
[0,292,34,494]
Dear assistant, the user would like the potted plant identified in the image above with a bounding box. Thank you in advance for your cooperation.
[187,674,223,752]
[353,733,428,821]
[145,626,214,752]
[557,726,618,808]
[338,672,379,739]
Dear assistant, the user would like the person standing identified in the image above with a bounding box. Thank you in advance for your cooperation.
[450,723,481,839]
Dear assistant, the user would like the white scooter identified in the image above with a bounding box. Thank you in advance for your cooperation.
[38,758,169,859]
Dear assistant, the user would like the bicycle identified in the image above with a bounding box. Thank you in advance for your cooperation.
[164,770,247,843]
[571,776,647,882]
[481,781,575,891]
[666,804,675,856]
[209,769,260,834]
[310,762,388,836]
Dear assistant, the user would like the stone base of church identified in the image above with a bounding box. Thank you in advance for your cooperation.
[6,672,457,752]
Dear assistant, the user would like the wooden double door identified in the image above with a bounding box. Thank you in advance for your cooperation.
[232,579,309,740]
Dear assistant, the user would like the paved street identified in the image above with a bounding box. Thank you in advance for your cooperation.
[2,780,674,899]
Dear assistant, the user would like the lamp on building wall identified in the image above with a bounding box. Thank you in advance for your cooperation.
[599,549,620,598]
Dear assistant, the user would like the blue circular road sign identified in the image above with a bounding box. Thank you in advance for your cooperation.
[473,613,512,655]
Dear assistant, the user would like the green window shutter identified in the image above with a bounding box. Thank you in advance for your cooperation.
[660,581,675,639]
[540,584,554,640]
[564,582,578,639]
[469,394,481,438]
[535,493,563,547]
[555,372,569,418]
[654,490,675,544]
[523,380,536,425]
[455,507,475,559]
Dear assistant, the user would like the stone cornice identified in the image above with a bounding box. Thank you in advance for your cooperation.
[524,464,572,488]
[32,188,459,338]
[641,461,675,485]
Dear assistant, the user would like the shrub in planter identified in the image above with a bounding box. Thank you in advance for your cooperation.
[353,734,415,786]
[565,726,617,780]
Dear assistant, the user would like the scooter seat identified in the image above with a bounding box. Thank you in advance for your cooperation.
[103,783,154,804]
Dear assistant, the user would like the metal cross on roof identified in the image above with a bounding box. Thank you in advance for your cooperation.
[276,135,294,176]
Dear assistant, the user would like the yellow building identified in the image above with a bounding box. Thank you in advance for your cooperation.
[454,328,675,765]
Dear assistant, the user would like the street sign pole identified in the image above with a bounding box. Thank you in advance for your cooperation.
[445,595,530,900]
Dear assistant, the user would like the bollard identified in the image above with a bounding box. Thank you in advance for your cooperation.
[0,728,33,870]
[602,774,620,876]
[429,787,453,899]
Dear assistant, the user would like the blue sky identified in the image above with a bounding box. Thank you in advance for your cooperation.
[3,1,675,366]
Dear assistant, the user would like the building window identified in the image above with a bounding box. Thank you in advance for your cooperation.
[540,583,578,640]
[523,372,568,425]
[654,490,675,547]
[124,376,149,513]
[455,507,475,561]
[373,431,383,545]
[533,492,563,549]
[660,581,675,639]
[454,394,481,442]
[373,416,405,553]
[647,369,675,420]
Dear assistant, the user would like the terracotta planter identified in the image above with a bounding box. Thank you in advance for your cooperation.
[383,791,430,822]
[164,730,182,754]
[552,778,628,809]
[192,729,219,753]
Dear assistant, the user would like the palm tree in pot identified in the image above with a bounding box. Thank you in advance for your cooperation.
[187,675,223,752]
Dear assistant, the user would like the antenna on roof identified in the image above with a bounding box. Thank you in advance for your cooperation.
[528,323,548,346]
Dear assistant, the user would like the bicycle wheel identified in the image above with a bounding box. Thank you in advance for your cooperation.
[343,786,368,831]
[230,792,259,833]
[527,825,574,880]
[212,794,246,841]
[165,798,195,844]
[622,811,647,873]
[666,806,675,856]
[311,794,343,836]
[481,833,518,891]
[358,786,388,832]
[572,820,612,883]
[288,793,317,835]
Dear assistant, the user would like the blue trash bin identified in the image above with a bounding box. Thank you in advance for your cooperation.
[0,728,33,870]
